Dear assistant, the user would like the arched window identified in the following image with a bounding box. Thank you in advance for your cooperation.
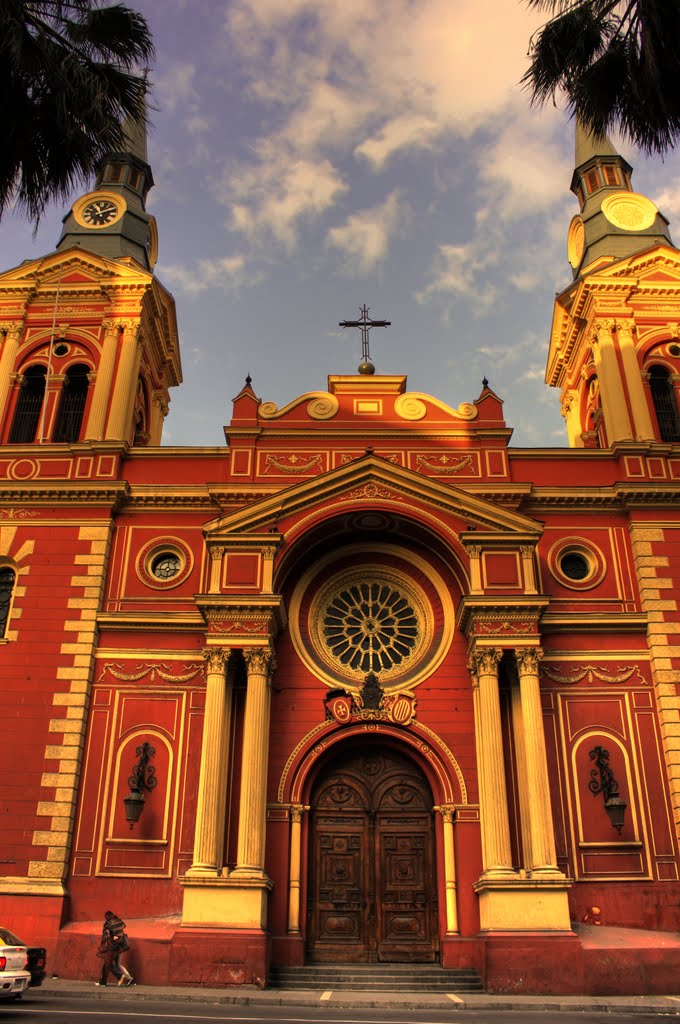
[53,364,90,443]
[0,567,16,638]
[9,366,47,443]
[649,365,680,442]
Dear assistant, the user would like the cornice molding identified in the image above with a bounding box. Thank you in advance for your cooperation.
[97,611,204,631]
[0,482,128,506]
[541,612,648,634]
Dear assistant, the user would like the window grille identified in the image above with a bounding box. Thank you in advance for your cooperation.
[0,567,15,637]
[53,365,89,443]
[9,366,46,443]
[649,365,680,442]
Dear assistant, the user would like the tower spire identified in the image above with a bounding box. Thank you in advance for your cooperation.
[56,100,157,272]
[567,120,673,277]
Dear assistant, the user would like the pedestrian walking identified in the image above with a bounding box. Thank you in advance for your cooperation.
[95,910,134,987]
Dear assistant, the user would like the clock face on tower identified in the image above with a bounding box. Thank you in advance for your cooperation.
[72,191,126,229]
[82,199,119,225]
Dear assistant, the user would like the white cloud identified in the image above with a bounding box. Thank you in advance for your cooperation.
[216,0,550,259]
[326,192,407,273]
[417,241,499,307]
[225,153,348,247]
[161,255,262,293]
[355,116,441,170]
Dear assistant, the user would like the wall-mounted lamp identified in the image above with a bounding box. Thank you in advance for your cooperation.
[123,742,158,829]
[588,745,627,833]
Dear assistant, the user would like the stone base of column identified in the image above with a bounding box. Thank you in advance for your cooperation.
[180,874,273,929]
[170,926,268,988]
[473,875,572,931]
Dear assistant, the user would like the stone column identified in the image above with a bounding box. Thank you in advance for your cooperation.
[233,646,275,877]
[105,319,142,441]
[591,320,633,443]
[188,647,232,875]
[287,804,305,933]
[439,805,459,934]
[616,321,655,440]
[208,546,225,593]
[560,388,583,448]
[515,648,560,874]
[469,648,514,876]
[0,324,23,434]
[84,320,121,441]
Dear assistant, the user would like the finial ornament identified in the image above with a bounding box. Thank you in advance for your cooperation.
[339,304,391,374]
[482,377,489,388]
[245,373,252,387]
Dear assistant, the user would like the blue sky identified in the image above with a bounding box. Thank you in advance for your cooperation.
[3,0,680,447]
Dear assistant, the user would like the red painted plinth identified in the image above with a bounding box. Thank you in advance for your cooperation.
[484,932,584,993]
[440,936,484,971]
[169,928,269,988]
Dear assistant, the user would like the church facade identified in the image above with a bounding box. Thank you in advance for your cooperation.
[1,125,680,994]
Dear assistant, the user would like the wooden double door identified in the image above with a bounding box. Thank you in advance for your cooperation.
[307,746,438,963]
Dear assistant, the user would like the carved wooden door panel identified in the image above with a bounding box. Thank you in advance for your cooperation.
[375,779,436,961]
[307,748,437,963]
[308,778,369,962]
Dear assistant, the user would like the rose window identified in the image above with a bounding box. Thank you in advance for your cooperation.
[322,582,419,674]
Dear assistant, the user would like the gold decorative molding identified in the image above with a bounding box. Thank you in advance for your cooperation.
[98,661,205,684]
[259,392,339,421]
[264,453,323,474]
[415,454,476,474]
[541,663,643,685]
[0,508,40,520]
[394,393,478,421]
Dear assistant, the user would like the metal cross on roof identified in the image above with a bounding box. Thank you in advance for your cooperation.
[339,304,391,374]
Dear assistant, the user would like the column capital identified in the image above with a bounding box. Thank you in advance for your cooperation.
[468,647,503,679]
[436,804,456,825]
[209,545,226,562]
[290,804,305,824]
[244,646,276,677]
[202,646,230,673]
[515,647,543,675]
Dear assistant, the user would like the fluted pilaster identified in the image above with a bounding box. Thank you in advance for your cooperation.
[188,647,232,874]
[439,805,459,934]
[469,647,514,876]
[0,324,23,435]
[85,320,121,440]
[233,646,275,876]
[105,319,142,441]
[287,804,305,933]
[515,647,559,873]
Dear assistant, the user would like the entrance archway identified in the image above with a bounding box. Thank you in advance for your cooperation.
[306,744,438,963]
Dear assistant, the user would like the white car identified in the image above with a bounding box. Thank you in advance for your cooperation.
[0,938,30,1000]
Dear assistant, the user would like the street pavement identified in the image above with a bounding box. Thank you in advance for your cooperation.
[29,977,680,1013]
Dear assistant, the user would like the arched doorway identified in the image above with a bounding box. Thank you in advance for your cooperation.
[306,744,438,964]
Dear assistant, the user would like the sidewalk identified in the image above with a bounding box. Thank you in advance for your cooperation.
[28,977,680,1013]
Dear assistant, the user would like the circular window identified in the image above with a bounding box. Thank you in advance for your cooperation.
[548,538,606,590]
[151,553,181,580]
[289,544,455,692]
[559,552,590,580]
[322,580,421,675]
[667,343,680,358]
[137,537,193,590]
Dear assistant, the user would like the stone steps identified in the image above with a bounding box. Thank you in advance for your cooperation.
[268,963,484,992]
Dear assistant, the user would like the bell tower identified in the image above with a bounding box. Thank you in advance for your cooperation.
[0,115,180,448]
[546,125,680,447]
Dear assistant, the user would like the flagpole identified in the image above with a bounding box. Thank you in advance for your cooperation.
[38,265,62,444]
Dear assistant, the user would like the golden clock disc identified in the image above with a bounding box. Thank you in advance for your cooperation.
[601,192,657,231]
[567,216,585,268]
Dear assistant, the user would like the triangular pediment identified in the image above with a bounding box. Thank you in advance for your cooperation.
[0,246,152,288]
[205,454,541,541]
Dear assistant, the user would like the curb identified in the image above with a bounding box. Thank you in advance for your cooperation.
[27,979,680,1014]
